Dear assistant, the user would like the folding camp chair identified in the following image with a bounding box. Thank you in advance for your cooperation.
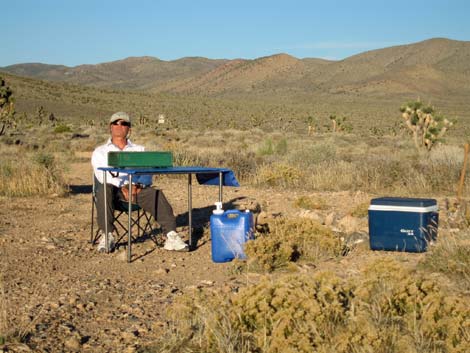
[90,175,156,250]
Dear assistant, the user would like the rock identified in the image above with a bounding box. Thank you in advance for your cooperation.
[121,331,137,342]
[341,232,370,255]
[64,336,81,351]
[344,232,369,247]
[324,212,336,227]
[154,268,169,275]
[120,304,132,312]
[337,215,363,233]
[297,209,322,222]
[76,303,86,311]
[151,321,166,332]
[0,343,32,352]
[256,211,269,225]
[49,302,61,309]
[199,280,215,286]
[117,251,128,262]
[123,346,138,353]
[232,197,261,213]
[256,211,282,232]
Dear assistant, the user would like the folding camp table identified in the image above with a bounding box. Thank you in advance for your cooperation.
[98,166,240,262]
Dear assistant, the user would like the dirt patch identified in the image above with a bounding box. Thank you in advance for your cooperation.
[0,159,436,352]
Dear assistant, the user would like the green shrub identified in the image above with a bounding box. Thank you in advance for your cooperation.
[274,138,288,155]
[231,272,353,353]
[287,142,337,167]
[353,258,470,353]
[420,232,470,291]
[53,124,71,133]
[245,217,343,272]
[150,259,470,353]
[257,138,274,156]
[253,163,305,188]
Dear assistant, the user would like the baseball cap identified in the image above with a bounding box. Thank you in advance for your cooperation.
[109,112,131,124]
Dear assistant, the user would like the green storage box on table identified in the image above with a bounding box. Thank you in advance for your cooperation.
[107,151,173,168]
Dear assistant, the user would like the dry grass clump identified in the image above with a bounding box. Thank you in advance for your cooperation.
[127,128,468,195]
[148,272,353,353]
[148,259,469,353]
[253,163,305,189]
[294,195,328,210]
[256,137,288,157]
[350,201,370,218]
[420,230,470,291]
[244,218,343,272]
[251,143,465,195]
[352,258,470,353]
[229,272,352,353]
[171,146,258,181]
[286,138,337,167]
[0,263,6,346]
[0,145,67,197]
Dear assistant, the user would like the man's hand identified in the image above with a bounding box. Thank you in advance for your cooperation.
[121,184,143,203]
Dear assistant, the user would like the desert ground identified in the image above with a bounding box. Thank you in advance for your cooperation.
[2,149,449,353]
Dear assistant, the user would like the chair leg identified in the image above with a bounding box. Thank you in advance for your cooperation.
[91,205,155,249]
[90,195,95,244]
[90,196,103,245]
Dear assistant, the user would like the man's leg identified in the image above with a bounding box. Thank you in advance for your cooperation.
[95,180,116,233]
[136,188,176,234]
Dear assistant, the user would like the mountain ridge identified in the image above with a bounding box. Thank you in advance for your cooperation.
[1,38,470,99]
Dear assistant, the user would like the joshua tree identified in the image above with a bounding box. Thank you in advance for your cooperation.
[329,115,350,133]
[0,77,15,136]
[307,115,316,135]
[400,100,454,151]
[36,106,46,125]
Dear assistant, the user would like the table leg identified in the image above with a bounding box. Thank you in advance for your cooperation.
[128,175,133,263]
[219,171,223,203]
[103,171,109,253]
[188,173,192,249]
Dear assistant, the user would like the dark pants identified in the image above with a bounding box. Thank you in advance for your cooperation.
[95,181,176,235]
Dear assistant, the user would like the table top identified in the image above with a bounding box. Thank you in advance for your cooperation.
[98,166,240,186]
[98,166,230,174]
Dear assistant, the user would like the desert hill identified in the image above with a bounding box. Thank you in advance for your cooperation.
[2,56,227,90]
[1,38,470,136]
[2,38,470,100]
[307,38,470,96]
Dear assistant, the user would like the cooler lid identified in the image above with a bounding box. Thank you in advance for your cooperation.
[369,197,438,213]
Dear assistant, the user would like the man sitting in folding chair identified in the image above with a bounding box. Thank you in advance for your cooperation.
[91,111,189,253]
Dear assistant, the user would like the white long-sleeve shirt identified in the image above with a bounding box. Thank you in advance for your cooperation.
[91,138,152,187]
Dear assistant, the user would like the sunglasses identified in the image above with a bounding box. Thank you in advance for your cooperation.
[111,120,131,127]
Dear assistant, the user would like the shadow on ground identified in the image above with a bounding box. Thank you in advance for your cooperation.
[68,184,93,194]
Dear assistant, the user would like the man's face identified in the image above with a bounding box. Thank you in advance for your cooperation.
[110,119,131,138]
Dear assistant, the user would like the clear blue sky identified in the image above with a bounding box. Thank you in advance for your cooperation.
[2,0,469,67]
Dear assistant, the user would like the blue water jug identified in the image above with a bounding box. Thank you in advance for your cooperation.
[210,209,254,263]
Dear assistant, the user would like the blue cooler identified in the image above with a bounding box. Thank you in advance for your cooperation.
[210,210,254,263]
[368,197,438,252]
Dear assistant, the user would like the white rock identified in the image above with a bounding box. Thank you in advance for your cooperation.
[324,212,336,226]
[338,215,362,233]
